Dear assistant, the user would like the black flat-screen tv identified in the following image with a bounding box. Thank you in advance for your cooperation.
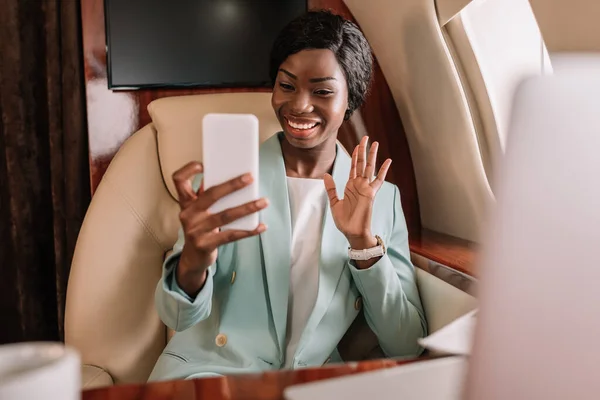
[104,0,307,89]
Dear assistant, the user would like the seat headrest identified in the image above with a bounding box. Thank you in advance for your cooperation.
[148,92,281,200]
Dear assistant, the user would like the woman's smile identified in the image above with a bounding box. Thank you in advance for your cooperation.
[283,116,322,139]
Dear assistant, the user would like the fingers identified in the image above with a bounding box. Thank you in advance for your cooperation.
[180,196,267,273]
[198,223,267,250]
[184,196,269,233]
[356,136,368,177]
[372,158,392,189]
[203,198,269,232]
[323,173,340,207]
[187,172,254,214]
[173,161,203,209]
[365,141,379,179]
[349,147,358,180]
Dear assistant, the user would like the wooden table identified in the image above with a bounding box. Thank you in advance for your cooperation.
[82,357,430,400]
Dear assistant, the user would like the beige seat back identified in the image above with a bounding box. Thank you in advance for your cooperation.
[65,93,280,384]
[344,0,551,241]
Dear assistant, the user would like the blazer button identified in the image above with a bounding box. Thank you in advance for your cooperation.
[215,333,228,347]
[354,296,363,311]
[231,271,236,284]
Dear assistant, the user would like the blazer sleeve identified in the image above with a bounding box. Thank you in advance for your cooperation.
[348,185,428,357]
[154,173,215,332]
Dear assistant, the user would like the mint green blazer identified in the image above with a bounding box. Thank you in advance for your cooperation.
[148,134,427,382]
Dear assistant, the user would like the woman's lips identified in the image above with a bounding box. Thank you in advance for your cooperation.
[284,117,321,139]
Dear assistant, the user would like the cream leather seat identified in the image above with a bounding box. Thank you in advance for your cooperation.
[345,0,552,242]
[65,92,476,389]
[65,93,280,388]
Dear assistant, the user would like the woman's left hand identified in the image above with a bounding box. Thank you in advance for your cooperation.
[324,136,392,251]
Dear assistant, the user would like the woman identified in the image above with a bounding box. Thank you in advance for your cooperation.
[149,10,426,382]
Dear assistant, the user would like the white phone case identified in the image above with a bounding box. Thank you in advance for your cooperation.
[202,113,260,231]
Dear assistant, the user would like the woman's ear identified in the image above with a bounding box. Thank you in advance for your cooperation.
[344,109,352,121]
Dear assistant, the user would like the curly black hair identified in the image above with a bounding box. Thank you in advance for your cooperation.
[269,10,373,120]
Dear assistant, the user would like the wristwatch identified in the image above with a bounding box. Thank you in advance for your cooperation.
[348,235,386,260]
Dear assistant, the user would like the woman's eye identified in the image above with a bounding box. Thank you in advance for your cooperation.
[315,89,333,96]
[279,83,294,91]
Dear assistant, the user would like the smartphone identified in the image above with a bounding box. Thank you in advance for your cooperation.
[202,113,260,231]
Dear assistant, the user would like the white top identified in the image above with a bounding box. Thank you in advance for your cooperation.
[284,177,327,368]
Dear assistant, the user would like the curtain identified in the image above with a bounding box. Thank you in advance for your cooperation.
[0,0,90,343]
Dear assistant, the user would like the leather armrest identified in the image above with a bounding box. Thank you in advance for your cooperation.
[82,364,114,389]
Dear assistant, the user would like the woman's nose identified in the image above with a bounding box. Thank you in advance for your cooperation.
[290,92,314,114]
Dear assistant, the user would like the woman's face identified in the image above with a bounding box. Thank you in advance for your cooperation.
[271,49,349,150]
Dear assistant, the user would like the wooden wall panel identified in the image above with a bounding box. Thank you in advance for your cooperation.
[81,0,421,235]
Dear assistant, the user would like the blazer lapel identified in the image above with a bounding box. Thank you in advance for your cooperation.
[258,134,292,356]
[296,142,352,355]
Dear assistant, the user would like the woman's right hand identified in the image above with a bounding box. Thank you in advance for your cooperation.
[172,161,268,297]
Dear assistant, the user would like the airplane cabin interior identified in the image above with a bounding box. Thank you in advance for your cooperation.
[1,0,599,399]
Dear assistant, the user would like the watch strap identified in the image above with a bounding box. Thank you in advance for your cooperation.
[348,235,386,260]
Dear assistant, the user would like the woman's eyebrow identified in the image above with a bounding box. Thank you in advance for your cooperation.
[279,69,297,79]
[309,77,336,83]
[279,69,337,83]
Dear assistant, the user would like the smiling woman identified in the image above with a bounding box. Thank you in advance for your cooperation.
[272,49,348,150]
[269,11,373,177]
[149,10,427,382]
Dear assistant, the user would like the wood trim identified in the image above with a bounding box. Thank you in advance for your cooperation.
[82,356,438,400]
[410,229,478,277]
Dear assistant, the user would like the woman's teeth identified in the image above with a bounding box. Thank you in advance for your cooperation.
[287,119,318,130]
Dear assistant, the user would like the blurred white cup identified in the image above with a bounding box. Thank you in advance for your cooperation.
[0,342,80,400]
